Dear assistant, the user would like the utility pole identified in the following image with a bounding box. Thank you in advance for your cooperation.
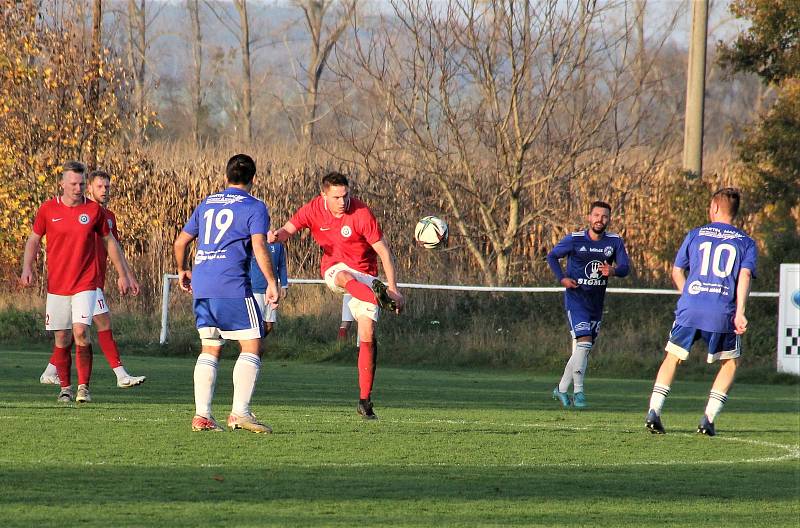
[89,0,102,168]
[682,0,708,177]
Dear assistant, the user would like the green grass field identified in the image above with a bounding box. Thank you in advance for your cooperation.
[1,347,798,527]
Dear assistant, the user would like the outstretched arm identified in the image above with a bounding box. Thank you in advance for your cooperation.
[268,221,298,244]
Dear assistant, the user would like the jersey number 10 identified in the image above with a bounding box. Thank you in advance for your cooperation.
[698,241,736,278]
[203,208,234,245]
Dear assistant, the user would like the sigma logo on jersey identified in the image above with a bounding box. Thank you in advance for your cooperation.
[579,260,607,286]
[340,226,352,237]
[78,213,90,225]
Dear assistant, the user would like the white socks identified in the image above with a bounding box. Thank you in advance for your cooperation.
[649,384,671,416]
[705,391,728,423]
[112,366,130,381]
[194,353,219,418]
[558,341,592,393]
[231,353,261,417]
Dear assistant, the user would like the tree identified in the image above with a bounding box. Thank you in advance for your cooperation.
[718,0,800,273]
[336,0,681,284]
[294,0,357,154]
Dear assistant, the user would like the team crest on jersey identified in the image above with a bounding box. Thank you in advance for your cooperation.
[585,261,602,279]
[78,213,90,225]
[340,225,352,238]
[604,246,613,257]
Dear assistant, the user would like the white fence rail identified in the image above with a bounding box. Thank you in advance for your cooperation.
[159,273,779,345]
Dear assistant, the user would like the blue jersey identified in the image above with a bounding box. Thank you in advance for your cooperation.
[547,230,630,314]
[673,222,757,333]
[250,242,288,293]
[182,187,270,299]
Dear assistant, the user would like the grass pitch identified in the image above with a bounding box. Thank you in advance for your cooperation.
[0,347,797,527]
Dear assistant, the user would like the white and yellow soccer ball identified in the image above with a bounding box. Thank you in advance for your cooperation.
[414,215,449,249]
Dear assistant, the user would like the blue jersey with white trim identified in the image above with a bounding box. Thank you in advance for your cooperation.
[673,222,757,333]
[547,230,630,313]
[182,187,270,299]
[250,242,287,292]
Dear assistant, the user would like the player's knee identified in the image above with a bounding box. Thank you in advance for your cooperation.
[334,270,355,287]
[72,327,90,345]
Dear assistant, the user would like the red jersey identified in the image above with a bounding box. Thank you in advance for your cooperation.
[32,197,110,295]
[94,207,119,289]
[289,196,383,276]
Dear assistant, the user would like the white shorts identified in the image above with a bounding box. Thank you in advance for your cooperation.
[323,263,380,322]
[252,292,278,323]
[341,294,354,322]
[45,290,98,331]
[94,288,110,316]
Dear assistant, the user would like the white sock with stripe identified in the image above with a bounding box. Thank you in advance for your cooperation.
[649,384,671,416]
[232,352,261,417]
[194,353,218,418]
[704,391,728,423]
[558,341,578,393]
[572,342,592,393]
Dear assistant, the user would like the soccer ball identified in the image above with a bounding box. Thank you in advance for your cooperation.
[414,215,449,249]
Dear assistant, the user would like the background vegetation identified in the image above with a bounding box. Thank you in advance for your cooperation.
[0,0,797,377]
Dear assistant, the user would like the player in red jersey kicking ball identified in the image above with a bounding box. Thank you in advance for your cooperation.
[269,171,405,420]
[38,170,145,389]
[20,161,138,403]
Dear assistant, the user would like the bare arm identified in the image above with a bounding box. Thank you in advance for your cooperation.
[102,234,133,295]
[734,268,753,335]
[174,231,196,292]
[267,221,298,244]
[252,233,279,304]
[671,266,687,293]
[103,232,140,295]
[20,233,42,286]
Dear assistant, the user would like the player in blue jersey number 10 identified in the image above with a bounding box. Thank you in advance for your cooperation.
[646,188,757,437]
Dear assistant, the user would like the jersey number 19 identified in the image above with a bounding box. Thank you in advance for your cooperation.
[202,208,234,245]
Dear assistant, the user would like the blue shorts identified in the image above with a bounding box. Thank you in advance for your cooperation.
[194,296,263,346]
[566,308,602,340]
[665,323,741,364]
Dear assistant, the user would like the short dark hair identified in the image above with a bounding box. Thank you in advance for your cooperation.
[712,187,740,217]
[226,154,256,185]
[589,200,611,214]
[321,171,349,190]
[62,160,86,176]
[89,169,111,182]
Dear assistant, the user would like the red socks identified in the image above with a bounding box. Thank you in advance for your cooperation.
[52,345,72,388]
[344,280,377,305]
[357,341,375,400]
[97,329,122,369]
[75,345,93,386]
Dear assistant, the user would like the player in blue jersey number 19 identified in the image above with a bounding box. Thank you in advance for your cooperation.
[646,188,757,437]
[174,154,280,434]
